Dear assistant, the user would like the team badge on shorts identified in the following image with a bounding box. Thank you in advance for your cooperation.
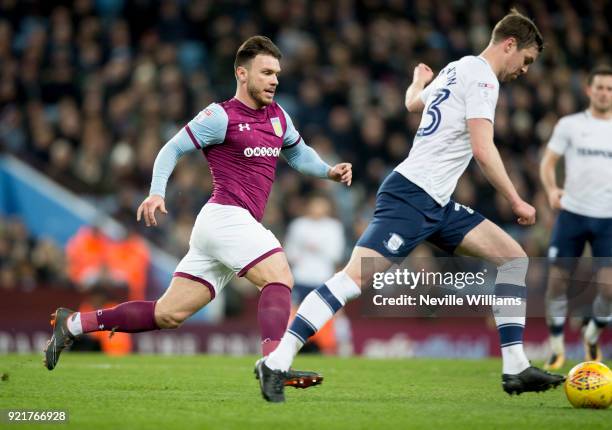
[270,117,283,137]
[384,233,405,254]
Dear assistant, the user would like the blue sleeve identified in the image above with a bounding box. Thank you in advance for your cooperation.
[149,128,198,198]
[186,103,228,148]
[281,140,331,178]
[279,105,302,148]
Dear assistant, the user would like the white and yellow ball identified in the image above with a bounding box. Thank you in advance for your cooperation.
[564,361,612,409]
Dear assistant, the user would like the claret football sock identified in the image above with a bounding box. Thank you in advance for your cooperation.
[266,272,360,371]
[258,283,291,356]
[66,301,159,336]
[494,258,530,375]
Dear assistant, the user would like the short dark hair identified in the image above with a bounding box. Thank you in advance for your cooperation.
[491,8,544,52]
[588,65,612,85]
[234,36,282,70]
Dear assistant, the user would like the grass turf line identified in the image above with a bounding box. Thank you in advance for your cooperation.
[0,354,609,430]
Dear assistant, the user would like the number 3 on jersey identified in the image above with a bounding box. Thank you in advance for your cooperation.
[417,89,450,137]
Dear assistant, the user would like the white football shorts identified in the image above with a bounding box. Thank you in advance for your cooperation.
[173,203,282,299]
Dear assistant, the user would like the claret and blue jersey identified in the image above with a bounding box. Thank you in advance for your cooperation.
[149,97,330,222]
[185,98,301,222]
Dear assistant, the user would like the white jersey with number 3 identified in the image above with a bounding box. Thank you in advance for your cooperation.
[395,56,500,206]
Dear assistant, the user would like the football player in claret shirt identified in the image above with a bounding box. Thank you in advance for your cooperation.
[44,36,352,390]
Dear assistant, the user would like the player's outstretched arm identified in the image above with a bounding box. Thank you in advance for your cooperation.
[468,118,536,225]
[137,127,198,227]
[539,148,564,210]
[405,63,434,113]
[281,140,352,186]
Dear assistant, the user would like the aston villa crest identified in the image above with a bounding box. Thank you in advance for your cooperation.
[270,117,283,137]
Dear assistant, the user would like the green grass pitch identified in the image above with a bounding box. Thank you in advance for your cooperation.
[0,354,609,429]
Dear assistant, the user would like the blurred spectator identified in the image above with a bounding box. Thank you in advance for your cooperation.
[65,225,149,300]
[65,225,110,286]
[285,192,345,298]
[0,216,68,290]
[285,192,352,354]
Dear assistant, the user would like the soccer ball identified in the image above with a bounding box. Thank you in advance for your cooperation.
[564,361,612,409]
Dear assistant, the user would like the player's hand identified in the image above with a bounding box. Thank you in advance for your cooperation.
[413,63,434,85]
[136,194,168,227]
[511,200,536,226]
[328,163,352,186]
[547,188,564,210]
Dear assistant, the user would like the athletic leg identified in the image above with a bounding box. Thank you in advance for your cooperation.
[45,276,213,370]
[45,206,229,371]
[265,246,387,372]
[257,245,388,401]
[583,220,612,360]
[242,251,294,356]
[456,220,530,373]
[543,266,571,368]
[543,210,586,368]
[259,173,446,401]
[583,267,612,361]
[456,219,565,393]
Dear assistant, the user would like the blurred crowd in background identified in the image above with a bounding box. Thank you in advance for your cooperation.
[0,215,67,290]
[1,0,611,292]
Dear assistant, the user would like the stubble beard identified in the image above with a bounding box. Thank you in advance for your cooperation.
[247,81,271,107]
[591,99,611,115]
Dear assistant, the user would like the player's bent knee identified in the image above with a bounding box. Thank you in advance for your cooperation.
[260,267,294,290]
[278,268,294,289]
[496,256,529,286]
[499,246,527,262]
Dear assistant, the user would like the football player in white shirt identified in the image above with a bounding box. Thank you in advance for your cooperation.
[284,193,349,354]
[540,66,612,369]
[257,9,564,402]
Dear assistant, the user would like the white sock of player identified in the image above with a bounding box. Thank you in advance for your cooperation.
[66,312,83,336]
[584,293,612,345]
[546,294,567,334]
[549,333,565,355]
[265,272,361,371]
[584,319,603,345]
[546,296,567,355]
[493,258,530,375]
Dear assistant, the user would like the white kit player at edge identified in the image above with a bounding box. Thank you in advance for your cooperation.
[257,9,566,403]
[540,65,612,370]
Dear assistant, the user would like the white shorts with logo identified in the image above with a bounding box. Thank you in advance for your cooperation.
[174,203,283,299]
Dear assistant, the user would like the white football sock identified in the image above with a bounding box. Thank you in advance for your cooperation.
[549,333,565,355]
[494,258,530,375]
[583,319,603,345]
[66,312,83,336]
[266,272,360,371]
[501,344,530,375]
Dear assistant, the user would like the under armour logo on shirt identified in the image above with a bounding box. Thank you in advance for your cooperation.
[238,123,250,131]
